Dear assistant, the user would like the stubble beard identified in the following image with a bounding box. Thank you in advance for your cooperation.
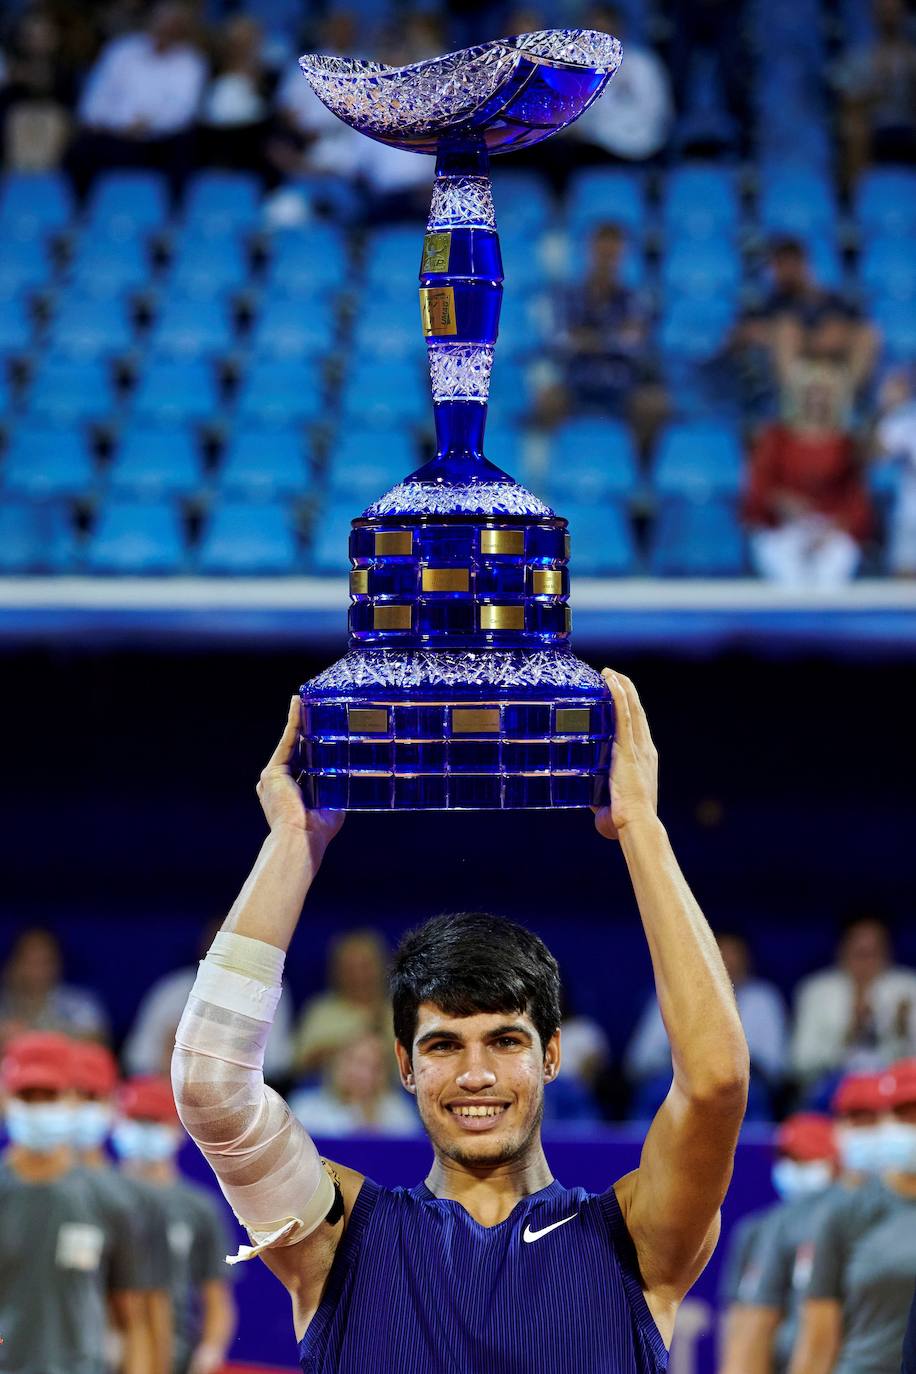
[425,1097,544,1170]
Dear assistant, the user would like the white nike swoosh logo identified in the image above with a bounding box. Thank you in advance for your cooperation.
[522,1213,578,1243]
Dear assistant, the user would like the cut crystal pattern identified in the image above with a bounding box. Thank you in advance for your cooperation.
[508,29,622,72]
[428,344,494,402]
[364,479,552,517]
[428,177,496,231]
[307,648,604,692]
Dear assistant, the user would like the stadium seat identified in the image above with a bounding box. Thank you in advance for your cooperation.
[307,500,356,575]
[0,239,53,296]
[486,360,533,420]
[108,426,204,498]
[85,172,169,238]
[364,227,422,288]
[183,172,262,236]
[660,242,741,300]
[562,502,637,576]
[340,359,427,424]
[48,294,135,358]
[235,360,323,424]
[148,297,234,358]
[860,238,916,302]
[86,499,187,573]
[350,294,420,359]
[855,168,916,239]
[566,168,647,237]
[0,369,11,415]
[758,168,838,240]
[0,498,76,573]
[220,427,312,498]
[657,298,735,361]
[197,499,299,574]
[67,235,151,296]
[547,418,640,503]
[132,359,220,422]
[661,166,739,239]
[167,236,250,296]
[0,172,73,240]
[483,426,524,473]
[648,497,746,576]
[251,296,337,358]
[652,422,745,499]
[491,171,553,235]
[3,425,96,498]
[25,357,114,422]
[0,296,35,356]
[328,427,419,506]
[264,226,348,292]
[873,299,916,361]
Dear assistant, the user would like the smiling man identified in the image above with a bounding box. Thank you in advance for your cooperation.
[172,669,749,1374]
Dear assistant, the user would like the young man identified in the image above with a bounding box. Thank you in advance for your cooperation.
[172,670,749,1372]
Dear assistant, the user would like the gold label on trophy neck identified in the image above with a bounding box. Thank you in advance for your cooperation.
[422,567,469,592]
[348,707,389,734]
[481,529,524,556]
[532,569,563,596]
[480,605,525,630]
[422,232,452,273]
[374,605,412,630]
[374,530,413,556]
[556,708,590,733]
[350,569,368,594]
[452,708,500,733]
[419,285,457,336]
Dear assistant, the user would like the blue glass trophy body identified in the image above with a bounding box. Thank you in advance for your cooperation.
[297,30,622,810]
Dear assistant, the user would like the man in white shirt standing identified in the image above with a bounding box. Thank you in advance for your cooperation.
[66,3,207,197]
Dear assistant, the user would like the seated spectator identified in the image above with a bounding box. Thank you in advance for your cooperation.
[0,927,109,1051]
[558,985,610,1093]
[836,0,916,184]
[0,7,73,169]
[293,929,394,1079]
[65,2,207,198]
[625,931,786,1120]
[289,1032,419,1136]
[198,15,269,176]
[122,918,294,1083]
[744,313,874,587]
[873,368,916,575]
[791,913,916,1101]
[565,5,673,166]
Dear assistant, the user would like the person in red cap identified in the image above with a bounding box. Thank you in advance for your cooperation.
[71,1040,174,1374]
[718,1113,838,1374]
[788,1058,916,1374]
[113,1075,236,1374]
[831,1070,886,1182]
[0,1031,147,1374]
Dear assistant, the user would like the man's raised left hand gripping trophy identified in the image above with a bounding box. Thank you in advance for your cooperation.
[296,29,622,811]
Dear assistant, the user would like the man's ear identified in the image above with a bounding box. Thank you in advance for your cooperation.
[394,1038,416,1093]
[543,1027,561,1083]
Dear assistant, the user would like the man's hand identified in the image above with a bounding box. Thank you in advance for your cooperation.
[256,696,345,847]
[592,669,658,841]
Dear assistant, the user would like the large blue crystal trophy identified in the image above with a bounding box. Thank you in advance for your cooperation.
[297,29,622,810]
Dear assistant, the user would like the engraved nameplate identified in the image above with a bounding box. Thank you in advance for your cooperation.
[419,286,457,336]
[421,232,452,273]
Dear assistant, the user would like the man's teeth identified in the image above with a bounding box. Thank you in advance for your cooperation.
[451,1105,506,1117]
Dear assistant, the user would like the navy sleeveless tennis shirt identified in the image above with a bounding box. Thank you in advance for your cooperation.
[299,1177,668,1374]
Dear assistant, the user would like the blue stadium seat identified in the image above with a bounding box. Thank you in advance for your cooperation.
[108,426,204,498]
[648,497,746,576]
[652,421,744,499]
[547,418,639,503]
[340,359,427,424]
[0,499,76,573]
[484,426,524,473]
[0,238,53,296]
[67,235,151,296]
[48,294,135,358]
[562,502,636,576]
[661,167,739,240]
[251,296,336,358]
[149,297,234,358]
[0,296,35,356]
[183,172,262,236]
[364,227,421,288]
[168,236,250,296]
[486,361,533,420]
[328,427,419,505]
[660,242,741,300]
[350,293,419,359]
[25,357,114,421]
[855,168,916,239]
[86,499,187,573]
[3,425,96,498]
[657,298,735,361]
[85,172,169,238]
[132,359,220,421]
[873,300,916,361]
[235,360,323,424]
[758,168,837,239]
[265,226,348,293]
[0,369,11,415]
[491,171,553,235]
[220,427,312,498]
[307,500,356,575]
[566,169,646,237]
[197,499,298,574]
[860,238,916,302]
[0,172,73,240]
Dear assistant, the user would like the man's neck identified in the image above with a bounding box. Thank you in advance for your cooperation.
[4,1143,73,1183]
[120,1158,177,1186]
[425,1141,553,1227]
[78,1147,109,1170]
[885,1170,916,1200]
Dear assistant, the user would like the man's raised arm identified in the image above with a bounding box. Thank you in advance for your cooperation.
[170,698,346,1274]
[597,671,749,1331]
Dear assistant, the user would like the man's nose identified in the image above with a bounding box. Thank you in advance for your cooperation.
[455,1053,497,1093]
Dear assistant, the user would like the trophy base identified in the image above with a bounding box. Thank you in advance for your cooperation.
[298,648,613,811]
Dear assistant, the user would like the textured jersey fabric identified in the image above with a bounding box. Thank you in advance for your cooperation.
[299,1177,668,1374]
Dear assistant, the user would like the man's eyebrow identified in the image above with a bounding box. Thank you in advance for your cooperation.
[488,1023,533,1040]
[415,1022,533,1049]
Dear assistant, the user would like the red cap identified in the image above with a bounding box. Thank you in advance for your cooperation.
[776,1112,837,1163]
[832,1072,885,1116]
[70,1041,118,1098]
[117,1075,180,1124]
[878,1059,916,1110]
[1,1032,75,1094]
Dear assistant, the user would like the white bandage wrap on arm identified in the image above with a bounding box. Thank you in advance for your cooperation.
[172,931,334,1264]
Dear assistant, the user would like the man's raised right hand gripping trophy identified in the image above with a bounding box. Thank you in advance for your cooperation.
[297,29,622,811]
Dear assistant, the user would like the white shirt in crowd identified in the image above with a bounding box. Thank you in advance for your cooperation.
[122,966,294,1079]
[288,1085,420,1136]
[79,33,207,137]
[876,400,916,574]
[570,42,673,160]
[625,977,788,1082]
[790,965,916,1080]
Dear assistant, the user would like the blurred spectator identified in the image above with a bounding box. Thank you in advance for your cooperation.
[667,0,749,156]
[625,931,786,1120]
[0,7,73,169]
[122,918,294,1083]
[873,368,916,575]
[66,2,207,197]
[566,5,673,165]
[198,15,269,176]
[558,985,610,1092]
[0,927,109,1052]
[744,312,875,586]
[289,1031,418,1136]
[836,0,916,184]
[791,914,916,1096]
[293,928,393,1078]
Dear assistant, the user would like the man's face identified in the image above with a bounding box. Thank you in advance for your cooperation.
[9,933,60,996]
[395,1004,559,1168]
[772,248,807,293]
[840,920,890,985]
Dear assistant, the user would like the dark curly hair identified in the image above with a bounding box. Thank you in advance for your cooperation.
[390,911,561,1059]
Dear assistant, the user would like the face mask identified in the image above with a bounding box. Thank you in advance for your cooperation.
[5,1099,73,1154]
[771,1158,833,1201]
[837,1125,883,1175]
[71,1101,113,1151]
[876,1120,916,1173]
[111,1120,180,1163]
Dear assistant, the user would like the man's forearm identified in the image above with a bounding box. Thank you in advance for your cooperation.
[221,826,324,953]
[620,816,748,1097]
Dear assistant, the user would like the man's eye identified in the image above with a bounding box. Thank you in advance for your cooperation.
[428,1041,456,1052]
[496,1037,521,1048]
